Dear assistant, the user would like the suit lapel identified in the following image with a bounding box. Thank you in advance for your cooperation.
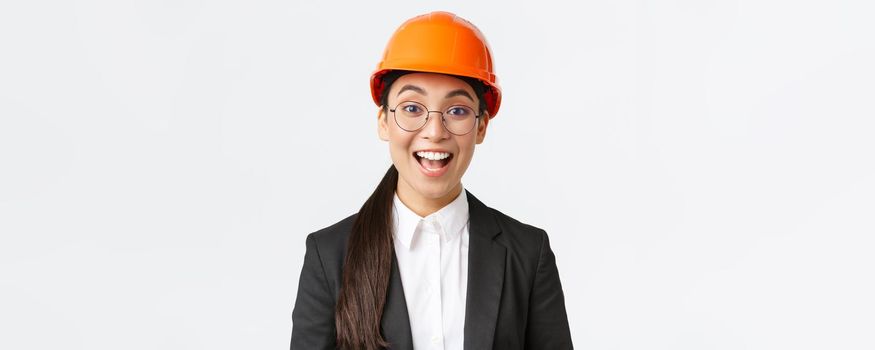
[380,190,505,350]
[381,248,414,349]
[463,190,506,349]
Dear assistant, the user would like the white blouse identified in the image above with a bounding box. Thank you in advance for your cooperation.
[391,187,470,350]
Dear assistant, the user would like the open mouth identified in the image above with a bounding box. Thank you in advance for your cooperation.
[413,150,453,176]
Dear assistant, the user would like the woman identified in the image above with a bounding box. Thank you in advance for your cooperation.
[291,11,572,350]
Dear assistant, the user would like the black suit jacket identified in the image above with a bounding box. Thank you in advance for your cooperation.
[290,190,573,349]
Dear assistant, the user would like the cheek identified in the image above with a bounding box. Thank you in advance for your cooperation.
[388,143,405,161]
[387,135,414,163]
[452,140,477,169]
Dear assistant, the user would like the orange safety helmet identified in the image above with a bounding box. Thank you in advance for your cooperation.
[370,11,502,119]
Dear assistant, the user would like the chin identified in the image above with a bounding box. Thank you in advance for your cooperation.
[413,180,455,198]
[400,171,459,199]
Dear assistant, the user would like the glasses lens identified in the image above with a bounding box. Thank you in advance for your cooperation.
[394,101,427,131]
[444,105,477,135]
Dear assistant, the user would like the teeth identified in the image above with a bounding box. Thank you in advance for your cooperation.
[416,151,451,160]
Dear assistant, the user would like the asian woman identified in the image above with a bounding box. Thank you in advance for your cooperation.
[291,11,572,350]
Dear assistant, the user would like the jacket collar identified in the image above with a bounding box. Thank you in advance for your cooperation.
[380,189,506,349]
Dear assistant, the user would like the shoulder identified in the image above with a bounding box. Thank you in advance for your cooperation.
[490,206,546,236]
[305,212,358,258]
[466,190,550,257]
[482,204,550,258]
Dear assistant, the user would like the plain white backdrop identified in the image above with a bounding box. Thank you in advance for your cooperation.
[1,0,873,349]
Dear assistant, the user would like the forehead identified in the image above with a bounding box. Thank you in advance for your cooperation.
[389,72,475,95]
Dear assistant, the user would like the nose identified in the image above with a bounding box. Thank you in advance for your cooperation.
[420,111,450,140]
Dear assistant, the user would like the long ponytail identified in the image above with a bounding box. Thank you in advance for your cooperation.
[335,164,398,350]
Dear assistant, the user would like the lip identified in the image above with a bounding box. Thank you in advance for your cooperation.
[413,148,453,154]
[412,149,453,177]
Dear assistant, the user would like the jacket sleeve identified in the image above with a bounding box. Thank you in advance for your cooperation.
[525,230,574,349]
[290,233,337,350]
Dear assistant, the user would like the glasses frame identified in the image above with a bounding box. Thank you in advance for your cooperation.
[389,100,482,136]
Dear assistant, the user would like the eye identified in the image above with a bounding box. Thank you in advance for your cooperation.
[447,106,473,117]
[401,103,423,114]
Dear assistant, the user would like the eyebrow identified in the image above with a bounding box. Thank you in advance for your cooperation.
[396,84,475,102]
[444,89,474,102]
[397,84,426,97]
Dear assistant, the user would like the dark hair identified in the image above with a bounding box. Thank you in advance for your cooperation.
[334,70,487,350]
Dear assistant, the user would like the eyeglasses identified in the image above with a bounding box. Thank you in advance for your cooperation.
[389,101,481,136]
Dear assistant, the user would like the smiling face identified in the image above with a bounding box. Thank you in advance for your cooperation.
[378,72,489,213]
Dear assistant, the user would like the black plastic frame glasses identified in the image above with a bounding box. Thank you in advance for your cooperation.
[389,100,482,136]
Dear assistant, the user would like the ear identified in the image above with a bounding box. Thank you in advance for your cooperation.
[377,107,390,142]
[475,112,489,144]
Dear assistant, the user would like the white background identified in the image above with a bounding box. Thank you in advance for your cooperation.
[1,0,873,349]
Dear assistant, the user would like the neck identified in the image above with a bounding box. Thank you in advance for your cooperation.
[395,179,463,218]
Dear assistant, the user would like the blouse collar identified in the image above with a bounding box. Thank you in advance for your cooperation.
[392,186,470,250]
